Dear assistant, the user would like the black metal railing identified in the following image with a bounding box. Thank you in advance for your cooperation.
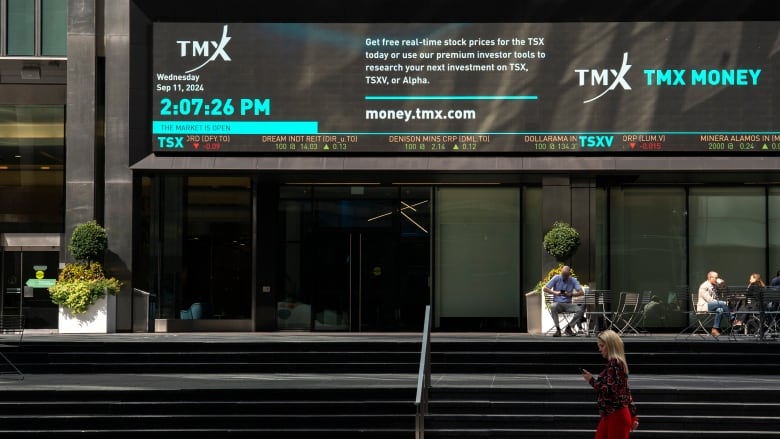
[415,305,431,439]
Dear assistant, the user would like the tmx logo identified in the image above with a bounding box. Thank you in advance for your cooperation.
[176,25,232,74]
[575,52,632,103]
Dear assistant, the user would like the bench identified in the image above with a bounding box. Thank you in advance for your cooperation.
[0,314,25,379]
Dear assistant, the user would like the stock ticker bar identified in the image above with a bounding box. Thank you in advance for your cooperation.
[150,129,780,153]
[151,22,780,154]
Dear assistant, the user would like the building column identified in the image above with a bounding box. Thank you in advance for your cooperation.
[103,0,135,331]
[65,0,98,241]
[541,175,596,285]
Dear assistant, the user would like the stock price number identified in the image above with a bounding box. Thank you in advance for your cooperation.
[533,142,576,151]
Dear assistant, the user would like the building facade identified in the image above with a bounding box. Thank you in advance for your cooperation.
[2,0,779,333]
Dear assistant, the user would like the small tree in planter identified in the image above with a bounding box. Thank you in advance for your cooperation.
[48,221,122,314]
[532,221,582,293]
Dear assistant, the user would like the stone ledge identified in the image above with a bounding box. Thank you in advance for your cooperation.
[154,318,252,332]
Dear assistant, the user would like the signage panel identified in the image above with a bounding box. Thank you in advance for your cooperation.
[152,22,780,154]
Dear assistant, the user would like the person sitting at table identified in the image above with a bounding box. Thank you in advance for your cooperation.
[733,273,763,332]
[770,270,780,288]
[543,265,586,337]
[697,271,737,337]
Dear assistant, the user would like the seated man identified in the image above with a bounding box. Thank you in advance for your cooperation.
[543,265,586,337]
[697,271,736,337]
[771,270,780,288]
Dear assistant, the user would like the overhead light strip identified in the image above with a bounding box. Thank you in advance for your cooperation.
[286,182,381,185]
[391,182,501,185]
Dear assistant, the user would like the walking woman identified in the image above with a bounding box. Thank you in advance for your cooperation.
[580,330,639,438]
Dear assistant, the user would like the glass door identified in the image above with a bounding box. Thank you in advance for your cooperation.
[1,249,59,329]
[1,251,23,317]
[359,231,399,330]
[312,230,397,331]
[280,185,431,332]
[311,230,351,330]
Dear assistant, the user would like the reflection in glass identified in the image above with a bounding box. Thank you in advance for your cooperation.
[0,105,64,232]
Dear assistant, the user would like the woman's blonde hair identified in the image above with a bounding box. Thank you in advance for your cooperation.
[597,329,629,374]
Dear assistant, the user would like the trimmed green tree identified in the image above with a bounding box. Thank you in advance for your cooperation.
[543,221,581,261]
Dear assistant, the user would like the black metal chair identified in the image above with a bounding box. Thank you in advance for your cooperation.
[677,290,736,340]
[612,291,643,335]
[544,292,578,335]
[584,289,615,335]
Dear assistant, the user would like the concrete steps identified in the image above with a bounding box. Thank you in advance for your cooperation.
[1,334,777,437]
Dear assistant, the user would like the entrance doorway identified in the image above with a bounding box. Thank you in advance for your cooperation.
[312,230,397,331]
[1,234,60,329]
[279,186,430,332]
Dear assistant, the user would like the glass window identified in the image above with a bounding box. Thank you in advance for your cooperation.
[41,0,67,56]
[399,186,430,238]
[314,186,397,229]
[435,187,520,328]
[769,187,780,284]
[278,197,312,330]
[153,175,253,320]
[0,105,64,232]
[6,0,35,55]
[184,176,252,319]
[689,187,766,290]
[610,187,687,328]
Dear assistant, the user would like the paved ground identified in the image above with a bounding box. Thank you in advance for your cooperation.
[2,331,778,392]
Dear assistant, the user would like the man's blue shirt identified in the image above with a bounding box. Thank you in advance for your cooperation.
[545,274,582,303]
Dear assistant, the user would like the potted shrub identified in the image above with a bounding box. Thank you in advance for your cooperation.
[48,221,122,332]
[533,221,581,295]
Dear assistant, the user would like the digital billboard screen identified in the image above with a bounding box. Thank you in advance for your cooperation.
[152,22,780,154]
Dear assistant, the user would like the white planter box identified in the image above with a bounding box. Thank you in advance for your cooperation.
[526,287,589,335]
[58,294,116,333]
[525,291,555,335]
